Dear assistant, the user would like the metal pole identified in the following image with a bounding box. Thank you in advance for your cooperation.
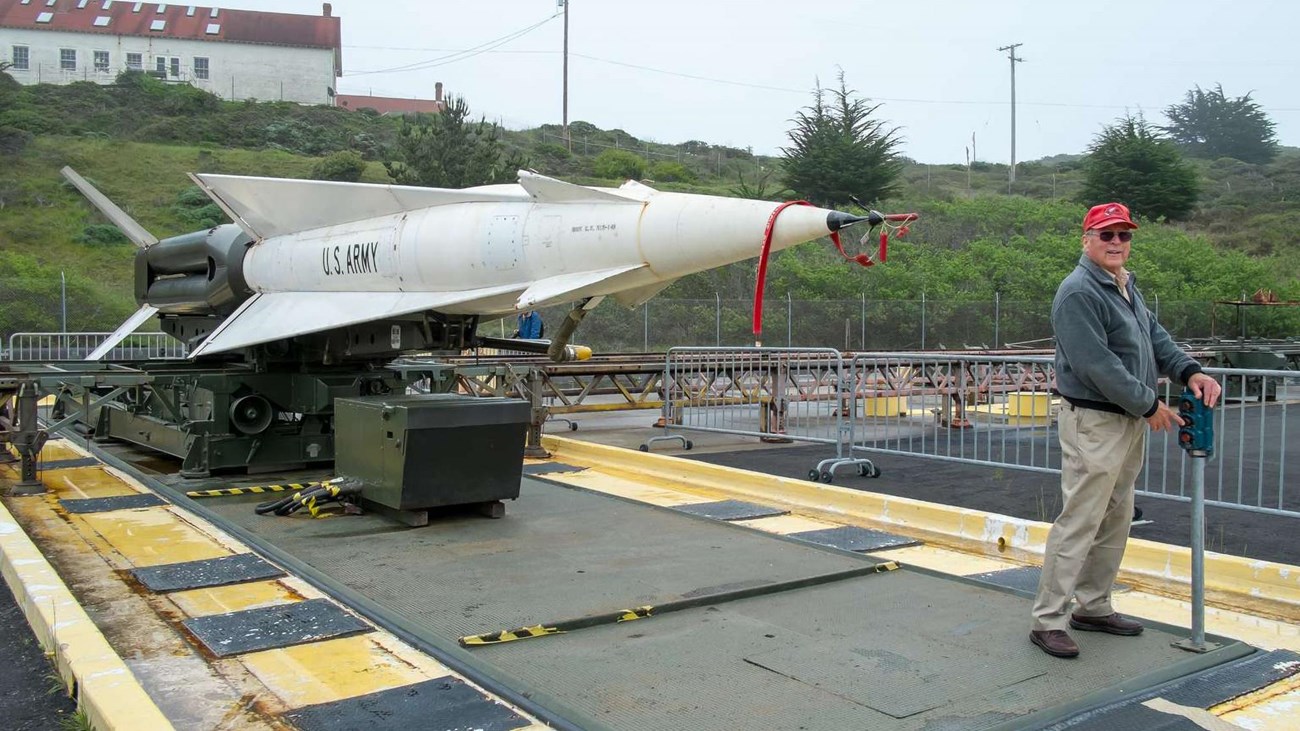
[1189,454,1208,647]
[920,291,927,350]
[860,293,866,351]
[61,270,67,334]
[787,292,792,347]
[561,0,570,151]
[715,293,721,346]
[994,291,1000,349]
[643,302,649,351]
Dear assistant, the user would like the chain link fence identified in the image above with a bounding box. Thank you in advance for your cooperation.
[521,296,1297,354]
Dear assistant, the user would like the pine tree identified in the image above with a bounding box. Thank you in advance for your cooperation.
[1081,115,1200,221]
[1161,84,1278,164]
[384,95,526,188]
[781,71,902,207]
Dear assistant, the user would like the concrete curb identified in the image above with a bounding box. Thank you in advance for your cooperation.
[0,498,175,731]
[543,435,1300,620]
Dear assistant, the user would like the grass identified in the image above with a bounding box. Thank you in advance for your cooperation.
[59,710,94,731]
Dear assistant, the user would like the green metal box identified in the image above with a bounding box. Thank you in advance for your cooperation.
[334,394,530,511]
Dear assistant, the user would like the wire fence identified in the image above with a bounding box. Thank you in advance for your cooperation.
[519,296,1299,354]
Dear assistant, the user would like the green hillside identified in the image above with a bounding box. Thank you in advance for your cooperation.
[1,72,1297,342]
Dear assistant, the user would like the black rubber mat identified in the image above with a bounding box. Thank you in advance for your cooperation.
[672,499,788,521]
[1162,648,1300,706]
[969,566,1127,597]
[1036,649,1300,730]
[61,493,166,514]
[38,457,100,470]
[522,462,587,476]
[131,553,285,593]
[789,526,921,553]
[284,676,530,731]
[182,598,370,657]
[969,566,1045,594]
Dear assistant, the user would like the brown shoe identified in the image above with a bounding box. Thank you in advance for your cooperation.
[1070,612,1144,636]
[1030,630,1080,658]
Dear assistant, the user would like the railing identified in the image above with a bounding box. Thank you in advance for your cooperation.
[4,332,188,361]
[644,348,1297,520]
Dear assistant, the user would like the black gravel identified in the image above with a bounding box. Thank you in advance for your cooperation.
[0,576,79,731]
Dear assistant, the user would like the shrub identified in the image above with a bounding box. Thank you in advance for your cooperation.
[76,224,130,246]
[592,149,647,180]
[311,150,367,182]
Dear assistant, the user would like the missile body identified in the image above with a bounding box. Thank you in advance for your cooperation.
[77,170,867,360]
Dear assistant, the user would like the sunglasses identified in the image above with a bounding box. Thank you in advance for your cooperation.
[1089,230,1133,243]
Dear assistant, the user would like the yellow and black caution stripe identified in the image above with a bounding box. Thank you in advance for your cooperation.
[460,624,565,646]
[186,482,321,498]
[459,562,900,648]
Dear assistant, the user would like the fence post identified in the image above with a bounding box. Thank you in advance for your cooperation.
[860,293,866,351]
[921,291,927,350]
[994,291,1000,349]
[787,292,793,347]
[715,293,721,346]
[643,302,649,351]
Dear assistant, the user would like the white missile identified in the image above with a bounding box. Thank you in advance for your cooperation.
[66,168,879,361]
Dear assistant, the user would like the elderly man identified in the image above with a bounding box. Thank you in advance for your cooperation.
[1030,202,1221,659]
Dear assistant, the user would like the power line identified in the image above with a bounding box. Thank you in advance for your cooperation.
[345,14,561,77]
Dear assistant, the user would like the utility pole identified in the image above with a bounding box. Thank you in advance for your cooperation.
[997,43,1024,184]
[560,0,571,151]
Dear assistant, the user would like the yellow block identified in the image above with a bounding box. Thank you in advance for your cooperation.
[168,580,302,617]
[75,509,229,567]
[0,500,174,731]
[241,635,440,708]
[1007,392,1052,418]
[860,396,908,417]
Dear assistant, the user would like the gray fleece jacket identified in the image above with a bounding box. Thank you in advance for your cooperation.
[1052,255,1202,418]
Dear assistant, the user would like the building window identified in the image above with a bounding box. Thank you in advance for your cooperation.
[193,57,209,80]
[60,48,76,71]
[11,46,29,71]
[169,57,180,77]
[155,56,166,75]
[127,52,142,70]
[94,51,110,72]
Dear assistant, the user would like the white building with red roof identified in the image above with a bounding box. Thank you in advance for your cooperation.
[0,0,341,105]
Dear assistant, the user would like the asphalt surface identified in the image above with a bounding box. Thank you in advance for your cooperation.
[687,442,1299,566]
[0,574,79,731]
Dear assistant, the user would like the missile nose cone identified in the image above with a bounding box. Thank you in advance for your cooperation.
[826,211,871,232]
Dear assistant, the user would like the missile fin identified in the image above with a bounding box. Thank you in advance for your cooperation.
[514,264,646,309]
[188,285,524,358]
[60,167,159,248]
[86,305,160,360]
[517,171,644,204]
[612,278,678,308]
[190,175,530,240]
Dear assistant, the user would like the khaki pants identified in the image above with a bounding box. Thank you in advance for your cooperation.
[1031,404,1147,632]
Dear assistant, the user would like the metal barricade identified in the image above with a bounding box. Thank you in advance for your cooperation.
[846,353,1061,475]
[643,347,873,480]
[5,332,188,361]
[1144,367,1297,518]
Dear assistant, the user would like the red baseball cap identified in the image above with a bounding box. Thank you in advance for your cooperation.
[1082,202,1138,231]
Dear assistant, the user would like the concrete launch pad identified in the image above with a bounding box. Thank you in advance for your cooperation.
[5,431,1300,730]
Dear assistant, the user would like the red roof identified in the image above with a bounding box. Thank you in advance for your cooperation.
[0,0,341,69]
[336,94,444,116]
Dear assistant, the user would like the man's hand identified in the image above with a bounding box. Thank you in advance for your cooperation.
[1146,400,1184,432]
[1188,372,1221,408]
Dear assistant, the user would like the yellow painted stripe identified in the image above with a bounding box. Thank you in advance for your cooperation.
[240,635,444,707]
[542,435,1300,620]
[167,580,302,617]
[186,483,314,498]
[75,509,229,567]
[0,500,175,731]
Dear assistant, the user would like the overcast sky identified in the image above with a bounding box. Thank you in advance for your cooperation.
[219,0,1299,164]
